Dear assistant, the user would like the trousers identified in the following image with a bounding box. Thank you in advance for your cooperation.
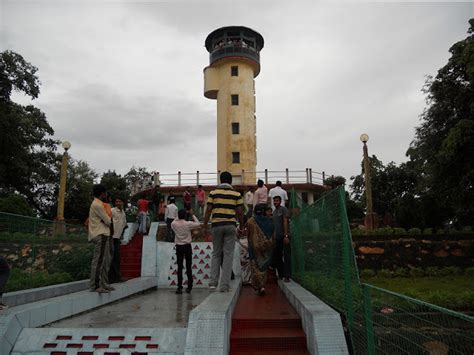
[176,244,193,289]
[89,235,112,290]
[210,224,236,291]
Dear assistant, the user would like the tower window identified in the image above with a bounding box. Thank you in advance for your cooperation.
[231,66,238,76]
[231,94,239,106]
[232,122,240,134]
[232,152,240,164]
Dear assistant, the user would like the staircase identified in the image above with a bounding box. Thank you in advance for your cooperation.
[120,233,143,280]
[230,271,309,355]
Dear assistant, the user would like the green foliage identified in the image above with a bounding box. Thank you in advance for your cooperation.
[407,19,474,227]
[465,267,474,277]
[393,227,406,235]
[378,269,392,278]
[0,194,34,216]
[6,269,73,292]
[360,269,376,278]
[393,268,409,278]
[409,267,425,277]
[425,267,441,276]
[462,226,473,232]
[422,228,433,235]
[408,227,422,235]
[0,50,59,215]
[51,245,93,280]
[100,170,129,204]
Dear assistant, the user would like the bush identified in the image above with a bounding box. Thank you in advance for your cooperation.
[375,227,394,235]
[464,267,474,277]
[351,228,362,236]
[6,269,73,292]
[462,226,472,232]
[438,266,461,276]
[360,269,376,278]
[422,228,433,235]
[393,268,409,278]
[409,267,425,277]
[408,227,422,235]
[425,267,440,276]
[393,227,406,235]
[378,269,392,278]
[51,246,94,280]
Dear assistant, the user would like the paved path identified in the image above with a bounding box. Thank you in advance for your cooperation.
[45,288,209,328]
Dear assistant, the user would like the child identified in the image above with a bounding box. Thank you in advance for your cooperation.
[171,209,201,294]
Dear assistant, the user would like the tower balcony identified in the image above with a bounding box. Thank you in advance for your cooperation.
[209,42,260,67]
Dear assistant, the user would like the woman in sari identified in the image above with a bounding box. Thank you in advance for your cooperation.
[247,204,275,295]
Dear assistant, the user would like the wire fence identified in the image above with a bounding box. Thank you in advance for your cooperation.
[0,212,91,292]
[289,187,474,354]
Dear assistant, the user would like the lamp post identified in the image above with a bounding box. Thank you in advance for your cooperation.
[54,141,71,236]
[360,134,376,230]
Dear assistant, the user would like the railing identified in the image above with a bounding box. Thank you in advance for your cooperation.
[210,43,260,64]
[0,212,90,292]
[290,187,474,354]
[151,169,326,187]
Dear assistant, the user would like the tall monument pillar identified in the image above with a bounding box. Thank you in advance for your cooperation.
[204,26,264,185]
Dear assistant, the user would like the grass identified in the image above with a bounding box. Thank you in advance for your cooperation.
[362,274,474,311]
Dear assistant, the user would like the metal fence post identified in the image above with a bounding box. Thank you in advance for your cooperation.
[196,171,200,186]
[178,171,181,186]
[363,285,376,355]
[305,168,309,183]
[286,168,289,184]
[322,171,326,185]
[264,169,268,184]
[309,168,313,184]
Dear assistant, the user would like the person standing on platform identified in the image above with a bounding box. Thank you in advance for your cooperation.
[158,197,166,222]
[109,197,127,284]
[247,204,275,295]
[253,179,268,211]
[137,196,150,234]
[244,187,254,218]
[268,180,288,211]
[171,209,201,294]
[165,197,178,242]
[183,187,192,211]
[203,171,244,292]
[196,185,206,218]
[88,184,114,293]
[272,196,291,282]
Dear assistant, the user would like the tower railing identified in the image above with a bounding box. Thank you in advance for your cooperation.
[147,169,327,188]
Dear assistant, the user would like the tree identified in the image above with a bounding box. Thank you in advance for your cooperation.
[350,156,421,227]
[0,193,34,216]
[124,166,153,196]
[100,170,129,203]
[50,159,98,222]
[407,19,474,226]
[325,175,364,221]
[0,50,59,214]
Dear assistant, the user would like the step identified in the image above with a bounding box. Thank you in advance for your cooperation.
[232,318,301,329]
[230,328,306,349]
[230,350,310,355]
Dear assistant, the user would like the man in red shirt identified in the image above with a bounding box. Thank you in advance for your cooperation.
[196,185,206,217]
[183,187,192,212]
[137,197,150,234]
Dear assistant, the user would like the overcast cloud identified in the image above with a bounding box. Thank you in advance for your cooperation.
[1,1,472,183]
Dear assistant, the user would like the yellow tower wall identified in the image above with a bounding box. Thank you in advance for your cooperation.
[204,59,257,184]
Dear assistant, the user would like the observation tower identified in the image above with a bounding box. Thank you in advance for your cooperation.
[204,26,264,184]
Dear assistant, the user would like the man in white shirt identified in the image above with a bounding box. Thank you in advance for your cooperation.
[268,181,289,211]
[171,209,201,294]
[109,197,128,284]
[244,188,254,218]
[88,184,112,293]
[165,197,178,242]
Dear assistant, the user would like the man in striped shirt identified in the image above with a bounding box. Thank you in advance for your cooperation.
[203,171,244,292]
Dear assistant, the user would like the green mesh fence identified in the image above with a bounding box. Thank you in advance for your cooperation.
[0,212,91,292]
[290,186,474,354]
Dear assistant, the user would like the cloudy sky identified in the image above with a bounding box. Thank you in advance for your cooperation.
[1,1,472,184]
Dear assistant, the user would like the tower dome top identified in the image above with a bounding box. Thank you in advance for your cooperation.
[205,26,264,52]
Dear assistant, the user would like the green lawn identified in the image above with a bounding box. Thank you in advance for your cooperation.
[363,275,474,311]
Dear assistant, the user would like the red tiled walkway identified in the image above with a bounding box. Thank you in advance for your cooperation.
[230,272,309,354]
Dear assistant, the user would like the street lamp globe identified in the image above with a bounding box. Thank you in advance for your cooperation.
[62,141,71,151]
[360,133,369,143]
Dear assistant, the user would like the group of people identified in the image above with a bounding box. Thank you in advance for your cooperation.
[171,174,291,296]
[87,175,291,296]
[88,185,128,293]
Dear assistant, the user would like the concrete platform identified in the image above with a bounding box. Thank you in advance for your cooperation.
[46,288,209,328]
